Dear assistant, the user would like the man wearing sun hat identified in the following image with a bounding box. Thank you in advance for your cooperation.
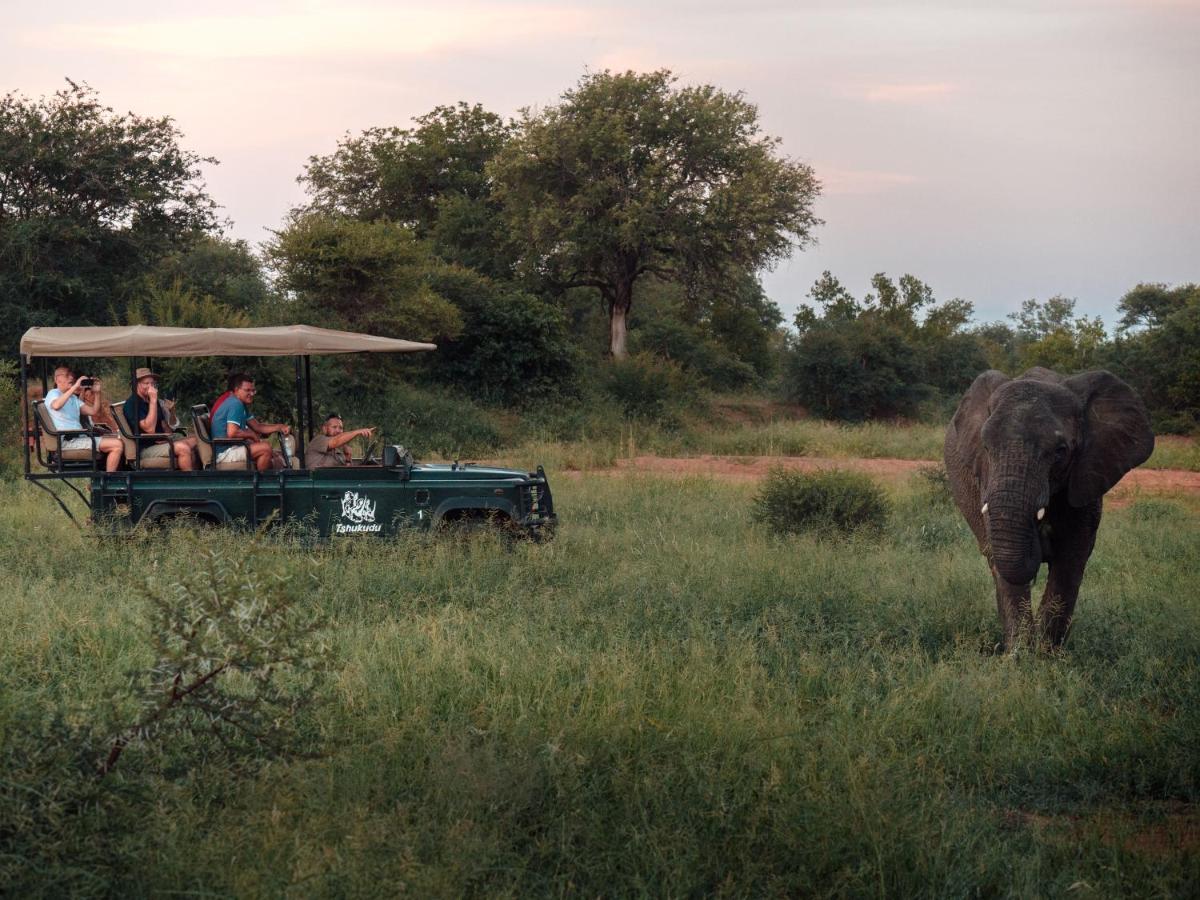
[123,367,199,470]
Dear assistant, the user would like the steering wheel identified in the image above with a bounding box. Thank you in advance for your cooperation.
[361,435,381,466]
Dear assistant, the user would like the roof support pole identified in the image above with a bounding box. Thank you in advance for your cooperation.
[294,355,306,463]
[304,355,314,442]
[20,354,30,477]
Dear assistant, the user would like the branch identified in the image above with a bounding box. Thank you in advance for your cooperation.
[97,662,230,778]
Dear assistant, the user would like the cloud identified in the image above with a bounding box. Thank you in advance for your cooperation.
[862,82,959,103]
[24,4,595,60]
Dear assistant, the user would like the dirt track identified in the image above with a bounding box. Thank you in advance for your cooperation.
[561,455,1200,503]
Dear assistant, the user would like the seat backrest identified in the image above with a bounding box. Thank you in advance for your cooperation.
[110,401,138,462]
[192,406,214,468]
[33,401,60,458]
[33,400,95,466]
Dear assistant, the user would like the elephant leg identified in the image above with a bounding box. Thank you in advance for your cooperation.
[1038,510,1100,648]
[992,564,1033,650]
[1038,561,1083,648]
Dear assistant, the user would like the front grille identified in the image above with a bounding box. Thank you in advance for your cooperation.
[522,481,554,518]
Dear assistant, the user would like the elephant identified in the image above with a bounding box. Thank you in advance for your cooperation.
[943,367,1154,649]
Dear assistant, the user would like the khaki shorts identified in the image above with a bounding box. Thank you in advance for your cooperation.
[140,442,174,459]
[61,435,105,451]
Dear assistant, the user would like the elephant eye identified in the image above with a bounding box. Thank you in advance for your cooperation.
[1054,442,1069,462]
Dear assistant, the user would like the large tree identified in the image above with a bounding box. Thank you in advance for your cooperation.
[298,103,514,278]
[0,81,218,352]
[492,69,821,358]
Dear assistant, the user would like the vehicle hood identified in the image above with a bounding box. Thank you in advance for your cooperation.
[409,462,534,482]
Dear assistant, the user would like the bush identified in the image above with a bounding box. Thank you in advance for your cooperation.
[784,318,930,420]
[602,353,690,422]
[0,359,21,477]
[631,318,758,390]
[312,362,503,457]
[0,538,331,893]
[913,463,954,507]
[752,468,891,536]
[425,269,579,405]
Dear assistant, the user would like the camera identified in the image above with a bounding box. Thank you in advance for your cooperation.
[79,377,95,388]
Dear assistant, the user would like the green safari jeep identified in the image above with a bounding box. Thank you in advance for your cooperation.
[86,456,555,538]
[20,324,556,539]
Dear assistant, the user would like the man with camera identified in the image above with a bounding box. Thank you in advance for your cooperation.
[123,367,199,470]
[45,366,124,472]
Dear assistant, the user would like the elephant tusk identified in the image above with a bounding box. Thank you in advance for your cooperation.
[1037,507,1045,521]
[981,502,988,515]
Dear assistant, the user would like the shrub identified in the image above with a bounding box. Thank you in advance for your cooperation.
[312,362,503,457]
[631,318,758,390]
[0,359,21,477]
[602,352,689,422]
[426,269,579,405]
[913,463,954,507]
[98,541,331,776]
[0,538,331,893]
[752,467,891,536]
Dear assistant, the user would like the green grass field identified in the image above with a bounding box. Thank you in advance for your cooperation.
[504,421,1200,472]
[2,471,1197,897]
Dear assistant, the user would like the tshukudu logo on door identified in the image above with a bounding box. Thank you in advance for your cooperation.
[337,491,382,533]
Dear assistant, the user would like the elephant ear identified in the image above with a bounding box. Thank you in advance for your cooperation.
[946,370,1009,482]
[1065,371,1155,506]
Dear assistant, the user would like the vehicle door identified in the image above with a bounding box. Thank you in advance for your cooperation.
[310,466,410,537]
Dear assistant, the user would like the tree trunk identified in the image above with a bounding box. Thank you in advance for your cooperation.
[609,278,633,359]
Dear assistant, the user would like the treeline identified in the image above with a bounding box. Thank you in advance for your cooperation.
[2,79,1196,439]
[1,76,814,410]
[786,273,1199,431]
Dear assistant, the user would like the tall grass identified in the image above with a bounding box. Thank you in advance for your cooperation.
[498,419,1198,471]
[2,472,1197,896]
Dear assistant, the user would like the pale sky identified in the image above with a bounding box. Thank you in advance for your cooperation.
[5,0,1198,328]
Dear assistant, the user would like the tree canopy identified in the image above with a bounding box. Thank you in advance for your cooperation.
[786,272,985,420]
[298,103,514,279]
[492,69,821,358]
[266,213,462,343]
[1106,283,1200,431]
[0,81,219,352]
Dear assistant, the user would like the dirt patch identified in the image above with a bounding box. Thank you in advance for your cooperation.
[1004,804,1200,858]
[612,454,925,482]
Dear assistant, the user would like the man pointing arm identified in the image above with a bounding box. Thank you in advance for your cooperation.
[305,414,375,468]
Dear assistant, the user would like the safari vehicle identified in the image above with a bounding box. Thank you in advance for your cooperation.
[19,325,556,539]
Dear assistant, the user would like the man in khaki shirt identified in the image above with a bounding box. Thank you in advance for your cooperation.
[305,413,375,468]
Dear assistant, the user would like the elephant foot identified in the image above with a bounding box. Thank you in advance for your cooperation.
[1037,591,1076,648]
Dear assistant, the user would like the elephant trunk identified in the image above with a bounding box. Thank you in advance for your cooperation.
[985,459,1047,585]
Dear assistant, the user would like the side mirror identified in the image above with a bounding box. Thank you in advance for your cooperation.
[383,444,413,473]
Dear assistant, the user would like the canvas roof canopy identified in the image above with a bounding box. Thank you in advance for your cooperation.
[20,325,436,359]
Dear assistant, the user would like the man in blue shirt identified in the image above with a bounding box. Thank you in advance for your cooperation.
[211,373,292,471]
[45,366,123,471]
